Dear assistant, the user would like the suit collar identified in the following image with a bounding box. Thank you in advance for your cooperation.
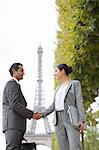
[54,84,61,96]
[64,80,73,101]
[54,80,73,100]
[12,77,19,84]
[65,80,72,94]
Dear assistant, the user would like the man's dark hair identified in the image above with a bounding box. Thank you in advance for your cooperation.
[9,63,23,77]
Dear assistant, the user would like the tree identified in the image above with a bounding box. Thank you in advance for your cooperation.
[84,110,99,150]
[54,0,99,148]
[55,0,99,111]
[52,132,58,150]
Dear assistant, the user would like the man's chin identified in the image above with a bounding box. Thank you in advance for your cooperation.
[19,77,23,80]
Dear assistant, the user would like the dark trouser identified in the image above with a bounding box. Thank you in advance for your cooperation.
[5,129,25,150]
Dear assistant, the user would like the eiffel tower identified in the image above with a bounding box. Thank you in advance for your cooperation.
[24,46,52,148]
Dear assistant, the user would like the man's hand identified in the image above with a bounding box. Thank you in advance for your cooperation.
[33,112,42,120]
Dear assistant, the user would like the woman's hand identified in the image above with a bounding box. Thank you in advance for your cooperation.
[79,122,84,133]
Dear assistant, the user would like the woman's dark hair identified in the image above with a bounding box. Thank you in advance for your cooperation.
[9,63,23,77]
[57,64,73,75]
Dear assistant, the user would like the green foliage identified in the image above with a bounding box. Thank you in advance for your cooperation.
[73,0,99,107]
[84,127,99,150]
[86,110,99,127]
[52,132,58,150]
[55,0,99,112]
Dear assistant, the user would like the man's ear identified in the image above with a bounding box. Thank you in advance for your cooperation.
[12,68,16,74]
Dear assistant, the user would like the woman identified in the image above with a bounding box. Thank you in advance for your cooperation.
[34,64,86,150]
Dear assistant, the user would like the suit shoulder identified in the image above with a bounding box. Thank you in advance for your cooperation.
[5,80,17,88]
[72,80,81,84]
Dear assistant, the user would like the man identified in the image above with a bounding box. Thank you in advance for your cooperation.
[2,63,36,150]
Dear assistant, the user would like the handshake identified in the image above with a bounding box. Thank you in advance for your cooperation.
[32,112,42,120]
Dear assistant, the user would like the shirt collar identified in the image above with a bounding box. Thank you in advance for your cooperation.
[12,77,19,84]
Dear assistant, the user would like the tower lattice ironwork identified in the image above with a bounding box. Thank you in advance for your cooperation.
[28,45,51,134]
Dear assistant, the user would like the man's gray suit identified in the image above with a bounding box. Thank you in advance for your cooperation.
[42,80,86,150]
[3,79,33,149]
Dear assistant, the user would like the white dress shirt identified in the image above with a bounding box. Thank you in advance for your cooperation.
[12,77,19,84]
[55,83,69,111]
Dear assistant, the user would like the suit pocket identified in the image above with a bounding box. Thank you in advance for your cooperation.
[67,105,79,128]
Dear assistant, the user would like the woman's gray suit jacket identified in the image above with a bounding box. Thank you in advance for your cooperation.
[2,79,33,132]
[42,80,86,125]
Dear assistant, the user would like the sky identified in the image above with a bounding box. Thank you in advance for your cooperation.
[0,0,57,149]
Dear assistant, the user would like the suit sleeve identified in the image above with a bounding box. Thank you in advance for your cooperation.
[6,81,33,119]
[75,81,86,123]
[42,101,55,117]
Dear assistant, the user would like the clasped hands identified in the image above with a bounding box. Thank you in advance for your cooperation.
[33,112,42,120]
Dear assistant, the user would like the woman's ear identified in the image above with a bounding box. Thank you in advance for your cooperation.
[61,69,65,74]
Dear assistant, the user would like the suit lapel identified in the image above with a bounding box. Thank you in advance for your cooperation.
[54,85,61,96]
[64,80,73,102]
[54,80,73,102]
[11,79,27,106]
[53,85,61,104]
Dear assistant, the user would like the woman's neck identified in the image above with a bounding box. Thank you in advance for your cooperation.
[61,76,71,85]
